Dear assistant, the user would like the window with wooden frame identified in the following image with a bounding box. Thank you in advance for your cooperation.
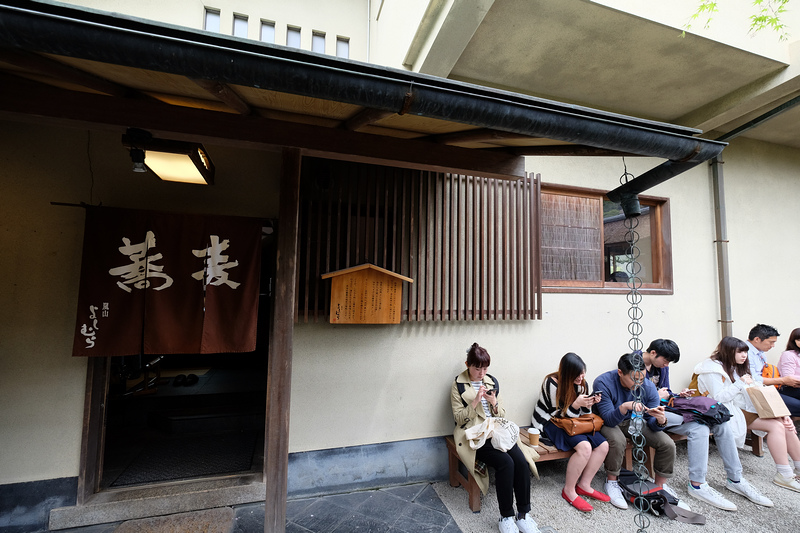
[540,185,673,294]
[296,158,542,322]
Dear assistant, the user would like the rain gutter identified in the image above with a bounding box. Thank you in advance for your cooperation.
[0,0,725,170]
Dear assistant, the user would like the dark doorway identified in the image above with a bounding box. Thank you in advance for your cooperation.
[98,229,275,489]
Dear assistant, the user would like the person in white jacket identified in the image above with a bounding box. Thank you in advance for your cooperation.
[694,336,800,492]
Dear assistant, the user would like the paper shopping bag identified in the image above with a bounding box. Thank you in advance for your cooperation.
[746,385,791,418]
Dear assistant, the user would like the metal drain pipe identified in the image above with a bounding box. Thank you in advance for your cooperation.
[710,156,733,338]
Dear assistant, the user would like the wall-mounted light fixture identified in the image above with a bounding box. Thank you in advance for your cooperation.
[122,128,215,185]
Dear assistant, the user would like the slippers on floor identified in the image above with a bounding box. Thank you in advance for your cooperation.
[172,374,187,387]
[184,373,199,386]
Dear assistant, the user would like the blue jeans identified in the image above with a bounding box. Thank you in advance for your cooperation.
[664,411,742,484]
[779,386,800,417]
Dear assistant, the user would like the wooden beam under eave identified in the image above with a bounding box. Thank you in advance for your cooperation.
[342,107,395,131]
[264,148,301,533]
[506,145,638,157]
[191,78,253,115]
[425,127,535,145]
[0,49,150,100]
[0,74,526,181]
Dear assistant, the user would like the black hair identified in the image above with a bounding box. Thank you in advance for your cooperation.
[748,324,779,341]
[711,336,750,382]
[617,353,638,373]
[466,342,491,368]
[645,339,680,363]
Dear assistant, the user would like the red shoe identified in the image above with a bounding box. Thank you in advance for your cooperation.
[576,485,611,502]
[562,489,593,512]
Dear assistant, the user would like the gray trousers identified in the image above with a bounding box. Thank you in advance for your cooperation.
[600,418,675,479]
[663,411,743,484]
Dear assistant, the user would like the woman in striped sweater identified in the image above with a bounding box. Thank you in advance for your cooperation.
[532,352,609,512]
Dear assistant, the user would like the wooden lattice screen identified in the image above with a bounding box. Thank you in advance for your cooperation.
[297,158,541,322]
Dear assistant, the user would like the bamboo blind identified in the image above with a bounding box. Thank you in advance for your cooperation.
[540,193,603,281]
[297,159,541,322]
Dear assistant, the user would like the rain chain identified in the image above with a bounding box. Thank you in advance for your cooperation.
[619,160,650,532]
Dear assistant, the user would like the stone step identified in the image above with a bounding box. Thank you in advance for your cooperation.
[49,476,265,530]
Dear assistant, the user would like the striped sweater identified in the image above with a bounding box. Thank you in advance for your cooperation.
[531,375,590,431]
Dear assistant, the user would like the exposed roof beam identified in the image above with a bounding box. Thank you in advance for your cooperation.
[342,107,395,131]
[190,78,253,115]
[426,128,534,145]
[0,1,722,163]
[505,145,638,157]
[0,47,148,99]
[0,74,525,181]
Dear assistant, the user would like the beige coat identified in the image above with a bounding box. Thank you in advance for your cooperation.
[450,369,539,494]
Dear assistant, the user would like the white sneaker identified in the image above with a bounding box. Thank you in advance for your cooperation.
[773,473,800,493]
[726,478,773,507]
[687,482,737,511]
[661,483,691,511]
[604,480,628,510]
[498,516,520,533]
[515,513,540,533]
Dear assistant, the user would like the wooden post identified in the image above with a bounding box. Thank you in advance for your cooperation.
[264,148,302,533]
[77,356,110,504]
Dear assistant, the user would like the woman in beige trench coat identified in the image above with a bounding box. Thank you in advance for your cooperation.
[450,342,540,533]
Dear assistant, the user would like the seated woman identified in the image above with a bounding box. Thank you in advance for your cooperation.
[694,336,800,492]
[532,352,609,512]
[451,343,539,533]
[779,327,800,413]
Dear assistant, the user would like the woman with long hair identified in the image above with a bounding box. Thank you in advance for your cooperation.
[694,336,800,492]
[532,352,609,512]
[778,327,800,410]
[452,343,540,533]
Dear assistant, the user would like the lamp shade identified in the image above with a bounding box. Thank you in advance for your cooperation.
[122,129,215,185]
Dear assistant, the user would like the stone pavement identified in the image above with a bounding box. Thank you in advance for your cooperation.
[52,482,462,533]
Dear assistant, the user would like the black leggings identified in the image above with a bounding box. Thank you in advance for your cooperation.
[475,442,531,518]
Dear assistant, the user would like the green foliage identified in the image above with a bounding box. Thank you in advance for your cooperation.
[683,0,790,41]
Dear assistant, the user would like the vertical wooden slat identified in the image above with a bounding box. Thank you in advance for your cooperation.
[492,180,500,320]
[440,174,449,320]
[450,173,457,320]
[473,176,480,320]
[505,181,511,319]
[264,147,301,533]
[534,174,542,319]
[345,172,353,269]
[313,193,324,322]
[426,172,441,320]
[417,171,424,321]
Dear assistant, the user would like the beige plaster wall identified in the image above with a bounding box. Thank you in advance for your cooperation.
[60,0,371,60]
[3,117,800,483]
[0,120,280,484]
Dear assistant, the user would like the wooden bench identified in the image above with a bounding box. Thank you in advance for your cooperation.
[446,432,580,513]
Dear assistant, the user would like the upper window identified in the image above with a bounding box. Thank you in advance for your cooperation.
[233,14,248,38]
[540,185,672,294]
[204,9,221,33]
[260,21,276,43]
[336,37,350,58]
[312,32,326,54]
[287,26,301,48]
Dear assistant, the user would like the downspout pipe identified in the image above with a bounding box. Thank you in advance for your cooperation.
[0,0,725,165]
[711,156,733,338]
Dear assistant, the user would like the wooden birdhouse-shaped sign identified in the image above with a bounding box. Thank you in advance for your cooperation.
[321,264,413,324]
